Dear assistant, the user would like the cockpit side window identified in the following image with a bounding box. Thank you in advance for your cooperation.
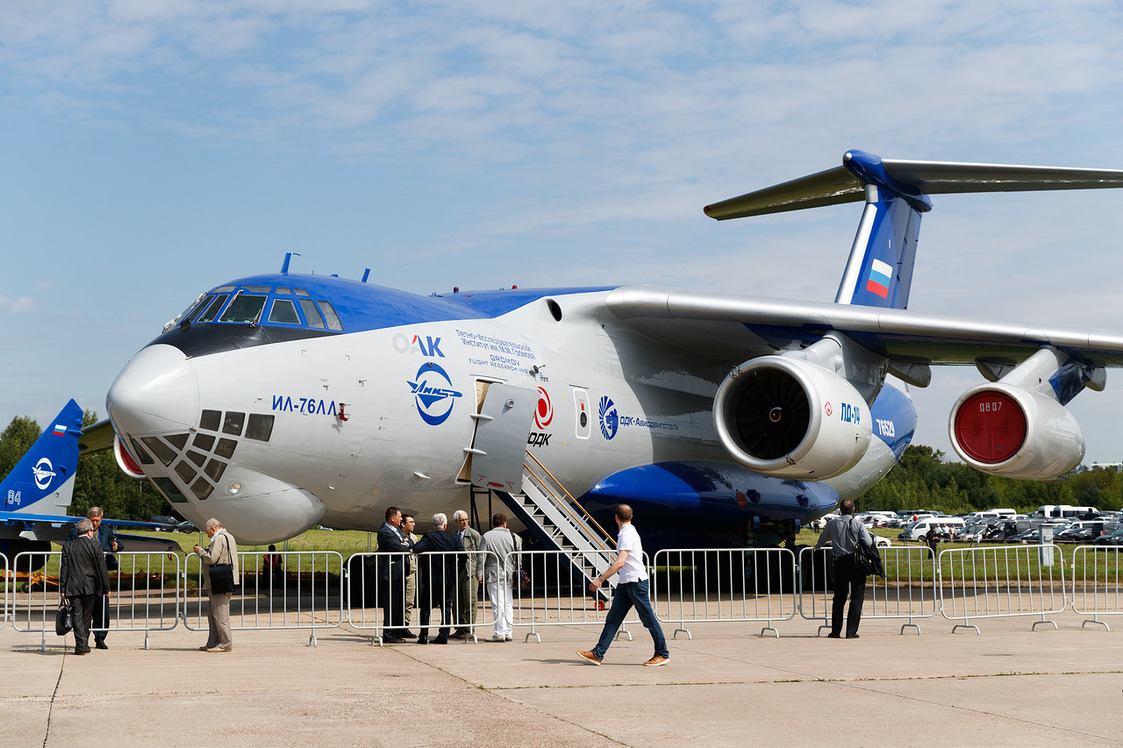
[220,294,267,324]
[299,298,325,329]
[267,298,301,324]
[318,300,344,331]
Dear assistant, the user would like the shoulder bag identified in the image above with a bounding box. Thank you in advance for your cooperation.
[208,533,236,594]
[850,517,885,578]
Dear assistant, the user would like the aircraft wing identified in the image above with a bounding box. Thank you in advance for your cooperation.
[78,418,116,455]
[605,285,1123,370]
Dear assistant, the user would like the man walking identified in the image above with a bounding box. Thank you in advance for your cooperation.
[451,510,481,639]
[814,498,873,639]
[478,513,521,642]
[59,518,111,655]
[194,517,239,652]
[577,505,670,667]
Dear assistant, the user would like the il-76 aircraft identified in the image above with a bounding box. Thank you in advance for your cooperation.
[93,150,1123,558]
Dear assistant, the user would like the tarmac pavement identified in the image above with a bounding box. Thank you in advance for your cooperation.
[1,608,1122,747]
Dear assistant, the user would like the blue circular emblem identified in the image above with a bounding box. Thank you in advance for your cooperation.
[598,395,618,440]
[408,363,463,426]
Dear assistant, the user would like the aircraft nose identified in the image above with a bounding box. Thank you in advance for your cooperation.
[107,344,199,435]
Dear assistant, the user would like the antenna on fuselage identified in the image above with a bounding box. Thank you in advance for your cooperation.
[281,252,301,274]
[361,269,370,283]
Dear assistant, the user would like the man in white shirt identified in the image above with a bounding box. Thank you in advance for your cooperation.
[577,504,670,667]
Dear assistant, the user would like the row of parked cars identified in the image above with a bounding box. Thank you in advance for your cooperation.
[810,508,1123,546]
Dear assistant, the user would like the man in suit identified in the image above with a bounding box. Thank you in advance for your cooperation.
[59,518,111,655]
[451,509,481,639]
[411,513,463,644]
[65,506,121,649]
[377,506,412,642]
[194,517,239,652]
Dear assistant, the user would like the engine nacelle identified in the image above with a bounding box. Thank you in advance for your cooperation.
[713,356,873,479]
[949,383,1085,479]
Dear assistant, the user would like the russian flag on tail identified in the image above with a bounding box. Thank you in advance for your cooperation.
[865,259,893,299]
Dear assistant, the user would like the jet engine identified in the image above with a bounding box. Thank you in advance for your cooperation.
[713,354,873,479]
[948,347,1094,480]
[949,383,1084,479]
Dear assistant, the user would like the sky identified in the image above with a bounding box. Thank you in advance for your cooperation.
[3,0,1123,466]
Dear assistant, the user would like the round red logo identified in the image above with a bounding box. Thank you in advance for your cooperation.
[534,386,553,429]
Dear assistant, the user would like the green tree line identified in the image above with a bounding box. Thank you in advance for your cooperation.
[0,410,172,521]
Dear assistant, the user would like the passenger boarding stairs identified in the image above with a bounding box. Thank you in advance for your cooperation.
[493,451,617,593]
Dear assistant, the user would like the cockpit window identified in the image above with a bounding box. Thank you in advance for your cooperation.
[300,298,325,329]
[268,298,301,324]
[318,301,343,331]
[295,288,310,296]
[196,295,229,323]
[220,294,267,323]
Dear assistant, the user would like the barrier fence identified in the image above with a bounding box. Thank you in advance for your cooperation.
[1070,545,1123,631]
[510,549,649,642]
[184,551,344,646]
[938,544,1067,633]
[798,545,938,635]
[652,548,796,638]
[10,543,1123,649]
[345,551,498,645]
[1,552,7,631]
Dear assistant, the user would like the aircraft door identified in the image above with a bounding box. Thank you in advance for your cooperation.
[467,382,537,493]
[573,388,591,439]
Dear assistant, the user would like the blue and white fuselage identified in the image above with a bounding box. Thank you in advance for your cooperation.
[104,150,1123,548]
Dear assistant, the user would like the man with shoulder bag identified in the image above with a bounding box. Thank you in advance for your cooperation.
[814,499,875,639]
[193,517,239,652]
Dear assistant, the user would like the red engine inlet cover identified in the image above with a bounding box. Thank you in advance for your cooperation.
[954,391,1027,464]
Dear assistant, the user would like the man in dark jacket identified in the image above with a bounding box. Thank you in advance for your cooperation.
[65,507,121,649]
[411,513,463,644]
[59,518,111,655]
[376,506,412,642]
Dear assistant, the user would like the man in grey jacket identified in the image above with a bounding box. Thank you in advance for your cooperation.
[194,518,239,652]
[478,513,521,642]
[814,499,873,639]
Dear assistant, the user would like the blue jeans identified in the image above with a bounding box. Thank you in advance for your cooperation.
[592,579,669,660]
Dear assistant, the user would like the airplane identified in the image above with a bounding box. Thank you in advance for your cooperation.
[90,149,1123,571]
[0,400,186,568]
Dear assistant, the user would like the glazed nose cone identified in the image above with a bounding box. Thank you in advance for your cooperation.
[107,344,199,435]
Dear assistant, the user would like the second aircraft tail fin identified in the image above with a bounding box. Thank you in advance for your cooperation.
[1,399,84,515]
[704,149,1123,310]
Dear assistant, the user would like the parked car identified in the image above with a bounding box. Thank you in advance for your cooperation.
[149,515,179,531]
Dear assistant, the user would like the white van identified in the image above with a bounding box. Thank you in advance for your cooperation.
[899,516,966,542]
[1034,505,1096,520]
[965,509,1017,521]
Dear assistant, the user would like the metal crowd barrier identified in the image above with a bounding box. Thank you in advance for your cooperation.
[185,551,343,646]
[11,551,181,649]
[1070,544,1123,631]
[652,548,796,638]
[797,545,937,635]
[1,552,7,631]
[344,551,496,645]
[509,549,649,643]
[938,544,1067,633]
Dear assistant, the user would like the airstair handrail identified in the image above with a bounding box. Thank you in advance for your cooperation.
[522,450,616,552]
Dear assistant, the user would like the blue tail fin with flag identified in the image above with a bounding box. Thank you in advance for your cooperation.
[1,399,84,515]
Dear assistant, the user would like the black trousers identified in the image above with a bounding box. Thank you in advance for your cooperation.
[69,593,96,653]
[831,554,867,637]
[381,571,407,632]
[92,593,109,643]
[418,581,453,640]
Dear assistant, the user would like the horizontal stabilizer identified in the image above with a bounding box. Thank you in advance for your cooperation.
[705,150,1123,220]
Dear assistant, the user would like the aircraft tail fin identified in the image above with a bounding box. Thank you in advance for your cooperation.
[704,149,1123,310]
[1,400,84,515]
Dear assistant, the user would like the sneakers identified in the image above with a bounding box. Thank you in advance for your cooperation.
[487,634,506,642]
[644,654,669,667]
[576,650,602,666]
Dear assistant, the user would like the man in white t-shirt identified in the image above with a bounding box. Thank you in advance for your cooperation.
[577,504,670,667]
